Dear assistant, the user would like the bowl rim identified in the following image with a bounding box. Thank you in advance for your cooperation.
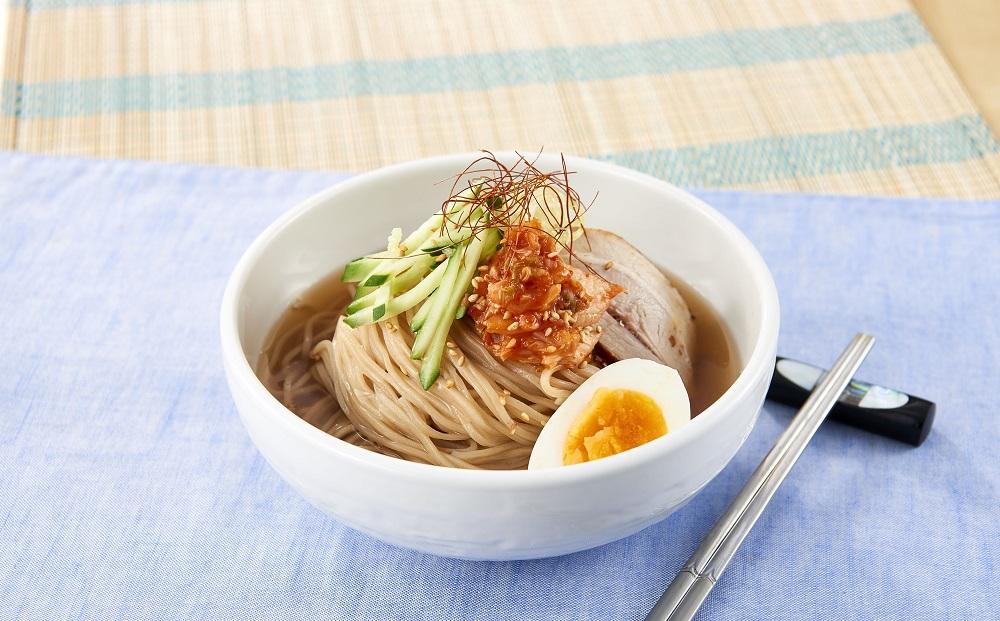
[220,151,780,488]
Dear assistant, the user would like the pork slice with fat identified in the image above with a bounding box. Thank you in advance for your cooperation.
[574,229,695,387]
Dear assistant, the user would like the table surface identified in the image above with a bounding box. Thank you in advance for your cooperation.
[2,0,1000,199]
[2,151,997,620]
[912,0,1000,136]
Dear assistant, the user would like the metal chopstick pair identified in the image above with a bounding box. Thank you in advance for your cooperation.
[645,333,876,621]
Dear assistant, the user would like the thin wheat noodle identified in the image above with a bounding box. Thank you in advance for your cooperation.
[257,291,597,468]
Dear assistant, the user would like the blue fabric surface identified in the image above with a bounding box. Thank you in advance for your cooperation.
[1,152,997,620]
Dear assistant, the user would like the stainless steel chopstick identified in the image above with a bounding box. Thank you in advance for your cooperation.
[645,333,876,621]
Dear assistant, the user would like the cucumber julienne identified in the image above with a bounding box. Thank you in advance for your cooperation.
[338,152,591,390]
[339,184,502,388]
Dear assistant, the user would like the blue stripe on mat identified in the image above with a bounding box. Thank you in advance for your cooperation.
[600,115,1000,187]
[2,13,930,119]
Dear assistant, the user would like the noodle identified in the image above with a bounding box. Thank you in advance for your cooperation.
[257,298,597,469]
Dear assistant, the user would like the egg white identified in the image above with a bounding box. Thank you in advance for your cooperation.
[527,358,691,470]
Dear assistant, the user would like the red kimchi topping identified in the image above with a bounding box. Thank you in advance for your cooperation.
[467,222,622,368]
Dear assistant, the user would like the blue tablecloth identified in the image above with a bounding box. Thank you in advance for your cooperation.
[1,152,997,620]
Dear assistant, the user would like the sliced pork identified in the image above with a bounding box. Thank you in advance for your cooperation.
[573,229,695,387]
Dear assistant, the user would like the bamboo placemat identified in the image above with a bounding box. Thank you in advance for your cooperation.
[2,0,999,198]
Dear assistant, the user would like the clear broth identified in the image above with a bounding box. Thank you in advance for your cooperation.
[666,272,740,416]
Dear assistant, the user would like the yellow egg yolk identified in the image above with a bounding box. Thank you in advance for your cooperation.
[562,388,668,465]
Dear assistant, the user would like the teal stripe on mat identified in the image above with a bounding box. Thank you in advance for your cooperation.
[2,13,930,119]
[600,115,1000,187]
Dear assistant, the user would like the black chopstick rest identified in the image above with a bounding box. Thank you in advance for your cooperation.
[766,357,935,446]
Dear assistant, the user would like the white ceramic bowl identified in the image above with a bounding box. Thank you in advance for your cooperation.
[221,152,779,560]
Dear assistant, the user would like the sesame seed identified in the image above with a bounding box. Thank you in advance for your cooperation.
[544,327,553,336]
[505,338,516,348]
[544,345,557,353]
[478,265,488,273]
[520,412,531,422]
[547,251,559,259]
[507,322,520,331]
[502,389,511,396]
[435,255,446,262]
[446,340,457,349]
[445,379,455,388]
[467,293,479,303]
[596,326,603,334]
[499,396,507,406]
[503,311,512,320]
[603,260,614,270]
[507,423,518,434]
[455,354,466,367]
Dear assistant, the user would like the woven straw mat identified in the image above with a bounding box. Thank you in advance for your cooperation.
[2,0,999,198]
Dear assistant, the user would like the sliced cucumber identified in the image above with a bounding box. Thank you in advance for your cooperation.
[480,228,503,261]
[409,251,462,360]
[452,227,500,321]
[410,298,432,333]
[352,252,427,298]
[345,282,389,316]
[344,183,482,286]
[344,263,447,328]
[339,183,508,385]
[398,183,478,252]
[417,234,488,389]
[361,273,390,287]
[399,214,442,254]
[342,251,392,283]
[343,284,391,328]
[345,256,433,315]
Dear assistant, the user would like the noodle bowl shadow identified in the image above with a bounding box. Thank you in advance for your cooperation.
[221,152,779,560]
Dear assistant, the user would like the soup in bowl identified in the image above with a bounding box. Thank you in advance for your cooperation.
[220,152,779,560]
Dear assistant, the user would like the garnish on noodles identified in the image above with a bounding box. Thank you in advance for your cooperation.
[468,221,622,369]
[339,151,614,388]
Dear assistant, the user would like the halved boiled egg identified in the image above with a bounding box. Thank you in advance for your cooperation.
[528,358,691,469]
